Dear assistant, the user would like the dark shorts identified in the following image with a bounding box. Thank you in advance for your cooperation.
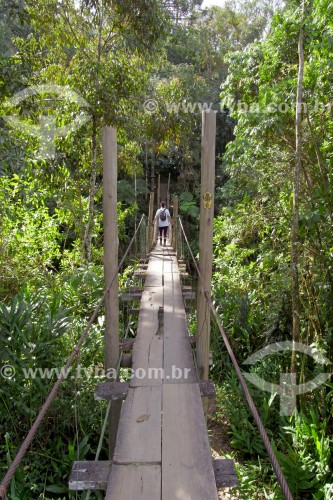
[159,226,168,238]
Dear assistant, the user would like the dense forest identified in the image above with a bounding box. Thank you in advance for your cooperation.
[1,0,332,498]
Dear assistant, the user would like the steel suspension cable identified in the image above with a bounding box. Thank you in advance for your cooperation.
[0,214,146,499]
[178,217,293,500]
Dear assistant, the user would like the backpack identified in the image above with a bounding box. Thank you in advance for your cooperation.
[159,209,167,222]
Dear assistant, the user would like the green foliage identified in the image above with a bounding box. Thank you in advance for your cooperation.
[283,410,331,487]
[0,175,62,297]
[0,283,108,498]
[214,373,333,499]
[210,3,333,498]
[216,372,276,458]
[235,457,278,499]
[179,191,200,218]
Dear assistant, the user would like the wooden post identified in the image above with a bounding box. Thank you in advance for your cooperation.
[141,216,147,259]
[150,152,155,195]
[148,191,155,249]
[102,127,121,458]
[157,174,160,211]
[196,110,216,385]
[172,195,178,253]
[145,142,149,200]
[167,172,171,208]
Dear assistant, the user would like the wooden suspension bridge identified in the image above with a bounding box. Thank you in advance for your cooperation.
[68,110,238,498]
[69,241,238,498]
[0,110,294,500]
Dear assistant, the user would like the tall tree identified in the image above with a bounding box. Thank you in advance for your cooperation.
[1,0,166,261]
[291,0,305,373]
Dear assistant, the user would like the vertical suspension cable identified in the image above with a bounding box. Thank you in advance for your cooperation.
[140,215,147,260]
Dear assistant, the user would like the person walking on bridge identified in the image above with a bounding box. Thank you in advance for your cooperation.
[155,201,171,246]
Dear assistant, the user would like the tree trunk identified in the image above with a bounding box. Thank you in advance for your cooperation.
[291,0,305,373]
[83,3,104,262]
[83,116,97,262]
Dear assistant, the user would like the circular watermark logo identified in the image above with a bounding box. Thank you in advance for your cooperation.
[3,84,91,158]
[144,99,158,114]
[1,364,16,379]
[243,341,331,416]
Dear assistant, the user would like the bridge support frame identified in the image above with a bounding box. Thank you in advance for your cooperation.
[196,110,216,386]
[148,191,155,249]
[102,127,121,458]
[172,195,178,253]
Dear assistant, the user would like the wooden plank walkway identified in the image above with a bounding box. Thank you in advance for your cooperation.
[105,243,218,500]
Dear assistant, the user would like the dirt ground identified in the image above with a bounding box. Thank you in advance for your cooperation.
[208,412,242,500]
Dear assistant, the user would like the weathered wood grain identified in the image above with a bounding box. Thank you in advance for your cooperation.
[213,458,238,487]
[113,386,162,464]
[94,382,129,401]
[162,383,218,500]
[199,379,216,398]
[144,255,163,287]
[105,464,161,500]
[163,270,197,384]
[120,292,142,301]
[130,287,164,387]
[69,461,111,491]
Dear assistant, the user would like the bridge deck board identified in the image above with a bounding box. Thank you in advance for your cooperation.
[130,287,163,387]
[162,383,218,500]
[144,255,163,287]
[106,464,161,499]
[163,267,197,384]
[113,386,161,465]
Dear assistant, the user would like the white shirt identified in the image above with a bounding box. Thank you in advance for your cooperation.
[155,208,170,227]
